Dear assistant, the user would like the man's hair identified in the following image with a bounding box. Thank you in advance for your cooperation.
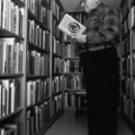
[80,0,101,5]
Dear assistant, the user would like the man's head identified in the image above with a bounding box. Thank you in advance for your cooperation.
[80,0,101,12]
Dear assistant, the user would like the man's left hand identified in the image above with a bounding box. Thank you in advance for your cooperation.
[70,34,86,43]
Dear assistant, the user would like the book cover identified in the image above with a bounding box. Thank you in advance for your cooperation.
[58,13,86,36]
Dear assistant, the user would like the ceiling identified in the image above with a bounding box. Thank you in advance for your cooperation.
[60,0,122,11]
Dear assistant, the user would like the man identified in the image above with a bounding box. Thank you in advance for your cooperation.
[71,0,120,135]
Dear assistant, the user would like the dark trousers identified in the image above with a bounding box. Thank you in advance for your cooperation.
[80,47,119,135]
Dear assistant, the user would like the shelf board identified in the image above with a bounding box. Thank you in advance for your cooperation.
[26,96,50,110]
[0,28,24,40]
[0,73,24,79]
[52,91,63,97]
[65,89,85,92]
[64,72,82,75]
[12,0,25,7]
[27,75,49,80]
[53,53,63,59]
[64,57,80,60]
[52,73,63,77]
[28,42,49,54]
[0,108,23,123]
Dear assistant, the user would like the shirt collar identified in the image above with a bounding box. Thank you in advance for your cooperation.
[87,2,105,15]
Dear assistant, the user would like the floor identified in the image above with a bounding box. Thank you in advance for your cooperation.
[44,107,133,135]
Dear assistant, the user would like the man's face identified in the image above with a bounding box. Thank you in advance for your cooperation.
[81,0,98,12]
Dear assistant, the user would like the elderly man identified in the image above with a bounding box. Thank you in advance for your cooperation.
[71,0,120,135]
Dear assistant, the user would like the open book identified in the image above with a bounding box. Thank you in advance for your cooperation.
[58,14,86,36]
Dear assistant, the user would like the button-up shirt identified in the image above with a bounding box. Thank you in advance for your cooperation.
[84,3,120,49]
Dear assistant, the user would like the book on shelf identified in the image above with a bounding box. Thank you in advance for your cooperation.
[26,79,49,106]
[0,38,23,74]
[0,79,21,118]
[0,123,19,135]
[0,0,24,37]
[58,13,86,36]
[26,102,50,135]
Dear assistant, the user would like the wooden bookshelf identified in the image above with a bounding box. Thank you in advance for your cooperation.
[49,0,65,120]
[120,0,135,134]
[63,11,87,107]
[0,0,26,135]
[0,0,65,135]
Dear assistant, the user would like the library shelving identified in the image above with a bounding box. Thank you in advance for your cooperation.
[0,0,65,135]
[119,0,135,133]
[63,11,87,107]
[50,0,65,118]
[0,0,26,135]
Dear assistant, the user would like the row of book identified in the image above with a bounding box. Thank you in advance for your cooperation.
[26,79,49,107]
[121,56,130,75]
[121,93,133,121]
[121,5,135,38]
[0,0,24,37]
[51,95,63,116]
[52,0,62,21]
[0,122,19,135]
[64,60,80,73]
[26,102,50,135]
[123,78,131,97]
[52,76,63,95]
[64,44,79,58]
[65,91,87,108]
[52,18,58,37]
[120,0,131,23]
[132,79,135,100]
[28,20,50,51]
[132,54,135,75]
[27,51,49,76]
[52,36,63,57]
[28,0,50,28]
[0,79,21,119]
[120,35,130,57]
[131,30,135,50]
[52,57,63,74]
[0,38,23,74]
[64,75,84,90]
[64,92,75,107]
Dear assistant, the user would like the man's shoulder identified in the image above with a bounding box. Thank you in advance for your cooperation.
[100,3,119,15]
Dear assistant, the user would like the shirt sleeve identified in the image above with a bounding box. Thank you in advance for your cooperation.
[86,7,120,46]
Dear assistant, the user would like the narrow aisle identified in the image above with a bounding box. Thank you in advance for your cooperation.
[44,108,133,135]
[117,115,133,135]
[44,107,88,135]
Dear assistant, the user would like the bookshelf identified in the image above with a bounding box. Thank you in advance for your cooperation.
[63,12,87,107]
[0,0,65,135]
[120,0,135,133]
[50,0,65,118]
[0,0,26,135]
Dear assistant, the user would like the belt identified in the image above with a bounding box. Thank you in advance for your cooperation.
[81,45,113,53]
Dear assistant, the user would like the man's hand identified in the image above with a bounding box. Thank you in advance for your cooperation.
[70,34,87,43]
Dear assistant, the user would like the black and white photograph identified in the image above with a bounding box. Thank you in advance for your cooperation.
[0,0,134,135]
